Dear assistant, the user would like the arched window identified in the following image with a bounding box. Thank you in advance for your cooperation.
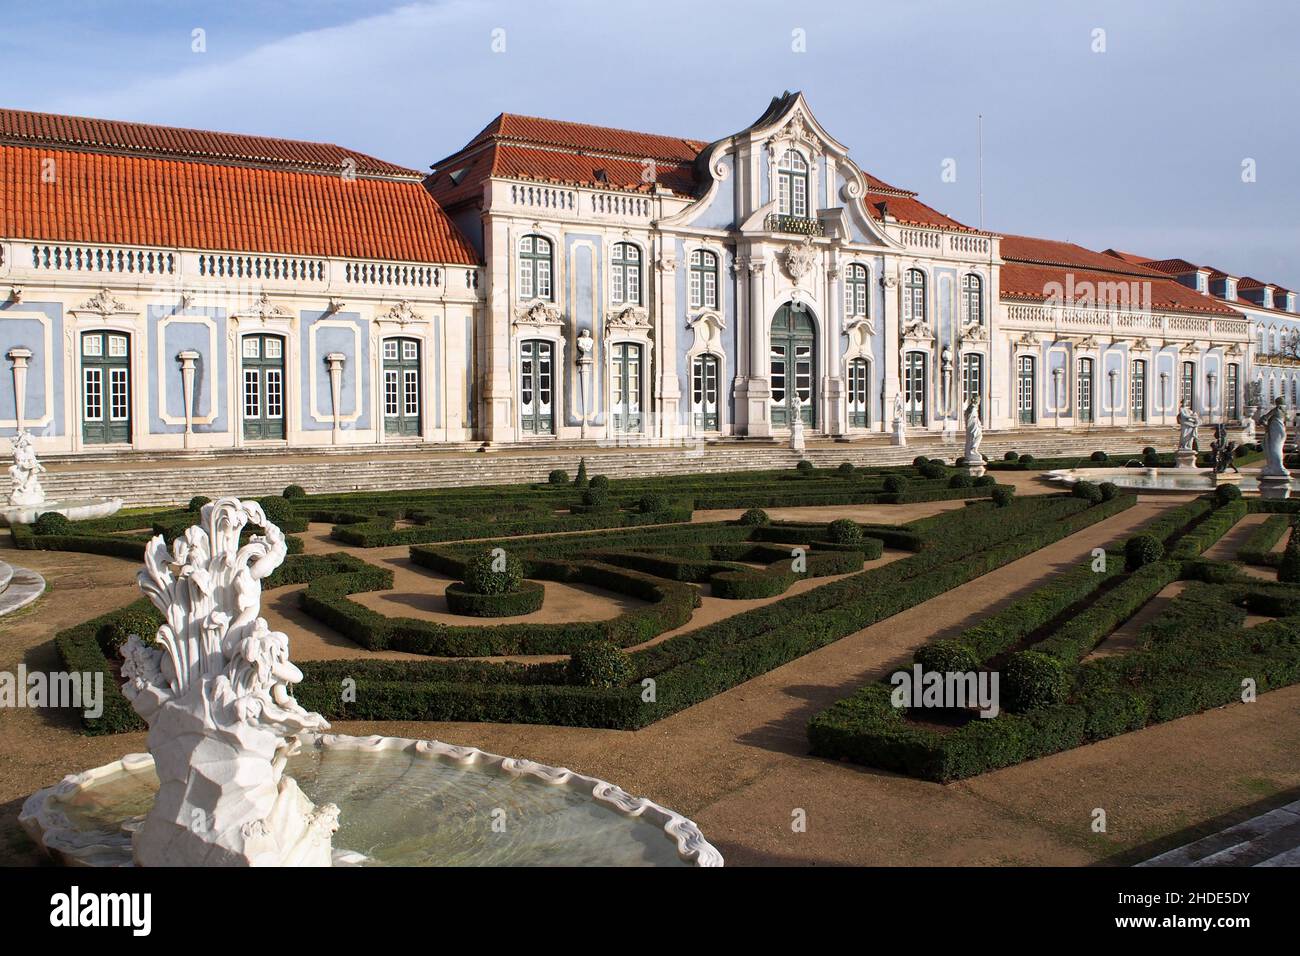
[961,274,983,325]
[689,249,718,309]
[844,263,869,317]
[518,235,553,300]
[903,269,926,323]
[612,242,641,305]
[777,149,809,218]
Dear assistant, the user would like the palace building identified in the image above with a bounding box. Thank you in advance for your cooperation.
[0,92,1283,458]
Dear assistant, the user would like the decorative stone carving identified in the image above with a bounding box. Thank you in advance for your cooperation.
[513,300,563,330]
[606,305,651,335]
[901,319,933,341]
[781,238,817,284]
[8,431,45,507]
[1016,330,1041,348]
[789,395,806,453]
[78,288,127,317]
[383,299,425,326]
[121,498,339,866]
[655,253,677,273]
[959,321,987,342]
[235,292,293,326]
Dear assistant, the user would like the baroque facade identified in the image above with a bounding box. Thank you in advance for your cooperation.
[0,92,1285,458]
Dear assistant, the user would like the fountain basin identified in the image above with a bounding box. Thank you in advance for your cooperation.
[1043,467,1296,495]
[19,732,722,867]
[2,496,123,525]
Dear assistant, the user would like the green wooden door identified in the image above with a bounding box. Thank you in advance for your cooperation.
[383,337,422,436]
[81,331,131,445]
[770,304,815,427]
[519,339,553,435]
[242,334,286,440]
[692,353,719,431]
[904,351,927,426]
[1017,355,1036,425]
[847,358,870,428]
[612,342,643,432]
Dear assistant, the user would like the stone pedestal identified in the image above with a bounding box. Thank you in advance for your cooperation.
[966,463,986,479]
[790,419,806,454]
[892,419,906,447]
[1175,450,1198,470]
[1259,477,1292,500]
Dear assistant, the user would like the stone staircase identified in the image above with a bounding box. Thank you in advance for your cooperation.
[39,428,1174,508]
[1137,799,1300,866]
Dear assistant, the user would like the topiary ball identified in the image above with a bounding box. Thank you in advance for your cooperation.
[827,518,863,544]
[1090,451,1108,463]
[1143,450,1160,467]
[1125,534,1164,571]
[974,475,996,488]
[581,487,609,508]
[1071,481,1104,503]
[913,455,929,467]
[882,474,910,495]
[948,473,974,489]
[283,484,307,499]
[991,486,1015,508]
[1004,651,1070,712]
[589,474,610,491]
[567,640,633,688]
[919,461,946,480]
[739,508,770,526]
[638,493,668,514]
[914,640,981,675]
[32,511,71,536]
[1142,447,1157,457]
[837,461,855,477]
[100,608,163,656]
[258,495,294,527]
[796,459,815,475]
[463,550,524,595]
[1214,483,1243,505]
[548,469,569,485]
[188,495,211,513]
[1004,450,1019,461]
[1098,482,1120,501]
[1018,453,1035,464]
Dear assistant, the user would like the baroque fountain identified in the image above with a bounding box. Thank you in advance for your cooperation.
[1045,399,1295,497]
[20,498,722,867]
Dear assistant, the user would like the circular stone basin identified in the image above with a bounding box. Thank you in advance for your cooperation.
[1044,467,1297,495]
[21,733,721,867]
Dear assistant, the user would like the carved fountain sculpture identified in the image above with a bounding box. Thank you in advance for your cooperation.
[123,498,339,865]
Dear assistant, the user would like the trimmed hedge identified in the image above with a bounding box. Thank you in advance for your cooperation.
[445,580,546,617]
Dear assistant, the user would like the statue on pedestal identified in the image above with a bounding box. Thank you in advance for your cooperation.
[963,396,984,465]
[8,430,45,507]
[790,394,806,453]
[1176,401,1200,452]
[1209,423,1239,475]
[1259,397,1291,480]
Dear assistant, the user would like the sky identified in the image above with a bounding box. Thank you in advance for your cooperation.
[3,0,1298,287]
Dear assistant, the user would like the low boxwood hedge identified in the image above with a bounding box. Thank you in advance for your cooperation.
[445,579,546,617]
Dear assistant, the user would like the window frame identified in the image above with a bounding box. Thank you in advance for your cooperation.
[518,234,554,301]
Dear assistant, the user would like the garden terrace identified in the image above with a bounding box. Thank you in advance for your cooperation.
[808,494,1300,781]
[60,489,1131,734]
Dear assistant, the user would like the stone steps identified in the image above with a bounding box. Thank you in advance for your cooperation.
[0,560,45,617]
[38,430,1174,508]
[1137,799,1300,867]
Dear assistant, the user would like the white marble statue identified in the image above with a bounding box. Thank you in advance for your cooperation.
[1259,397,1291,480]
[8,430,45,507]
[963,396,984,464]
[120,498,339,866]
[893,392,905,425]
[1176,401,1200,453]
[789,394,806,453]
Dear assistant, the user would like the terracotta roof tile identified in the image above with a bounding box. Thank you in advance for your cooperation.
[0,107,416,178]
[866,193,982,233]
[1001,260,1241,316]
[1,143,478,264]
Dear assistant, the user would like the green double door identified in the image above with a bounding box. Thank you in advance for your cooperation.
[611,342,643,432]
[383,337,422,437]
[242,333,286,440]
[81,330,131,445]
[770,304,815,427]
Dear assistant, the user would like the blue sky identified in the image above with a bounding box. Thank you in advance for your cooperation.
[5,0,1299,287]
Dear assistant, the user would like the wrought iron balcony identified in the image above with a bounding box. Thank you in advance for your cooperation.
[765,213,824,237]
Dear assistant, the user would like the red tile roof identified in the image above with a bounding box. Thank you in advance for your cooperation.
[1000,234,1169,277]
[1238,276,1267,290]
[1000,261,1241,316]
[430,113,706,206]
[0,107,418,178]
[1,142,478,264]
[866,193,983,233]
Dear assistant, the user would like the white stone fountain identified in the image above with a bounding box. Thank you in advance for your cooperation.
[2,430,122,525]
[20,498,722,867]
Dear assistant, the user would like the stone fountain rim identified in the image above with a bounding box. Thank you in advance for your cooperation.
[19,731,724,868]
